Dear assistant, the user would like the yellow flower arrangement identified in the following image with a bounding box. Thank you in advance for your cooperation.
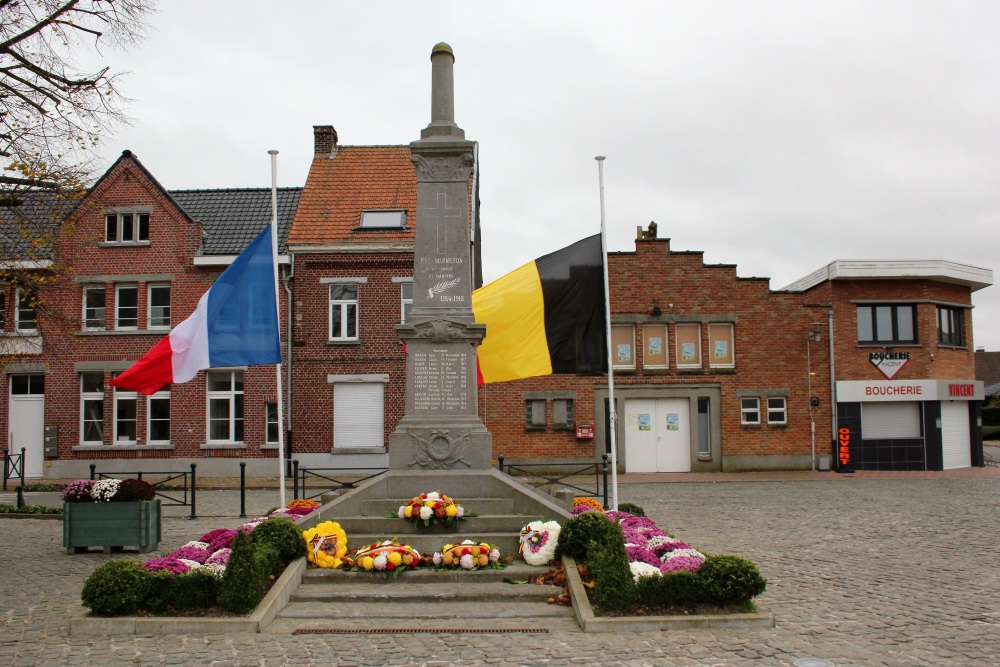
[350,537,423,573]
[302,521,347,569]
[433,540,503,571]
[395,490,466,528]
[573,496,604,511]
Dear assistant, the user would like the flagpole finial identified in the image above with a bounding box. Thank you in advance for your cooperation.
[268,150,279,156]
[595,155,606,161]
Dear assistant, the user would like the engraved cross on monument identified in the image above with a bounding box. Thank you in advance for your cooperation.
[388,43,492,470]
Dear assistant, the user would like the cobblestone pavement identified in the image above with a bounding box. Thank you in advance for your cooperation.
[2,477,999,666]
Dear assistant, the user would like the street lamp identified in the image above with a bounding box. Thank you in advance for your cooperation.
[807,328,822,471]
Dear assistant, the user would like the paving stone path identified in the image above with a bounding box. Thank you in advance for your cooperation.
[2,476,998,666]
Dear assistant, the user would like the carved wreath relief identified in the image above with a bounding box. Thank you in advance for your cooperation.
[407,428,472,469]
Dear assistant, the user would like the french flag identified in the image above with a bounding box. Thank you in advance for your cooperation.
[110,226,281,395]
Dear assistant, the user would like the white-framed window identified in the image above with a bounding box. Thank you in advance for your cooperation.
[116,285,138,330]
[525,399,546,430]
[643,324,668,369]
[148,284,171,330]
[266,402,279,445]
[148,389,171,444]
[207,369,244,443]
[360,210,406,229]
[105,211,150,243]
[0,287,6,329]
[83,285,106,330]
[676,323,702,368]
[113,381,137,444]
[611,325,635,369]
[740,397,761,425]
[80,372,104,444]
[329,284,359,341]
[553,398,574,430]
[767,397,787,425]
[400,280,413,323]
[16,288,37,332]
[708,323,734,368]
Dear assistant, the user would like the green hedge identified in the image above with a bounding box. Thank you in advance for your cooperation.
[983,406,1000,427]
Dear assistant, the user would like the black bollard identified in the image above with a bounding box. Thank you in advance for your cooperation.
[601,454,609,509]
[497,455,505,473]
[16,485,24,509]
[239,462,247,518]
[189,463,197,519]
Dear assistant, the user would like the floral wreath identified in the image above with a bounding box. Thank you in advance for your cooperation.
[397,491,465,528]
[518,520,560,566]
[349,538,422,573]
[302,521,348,569]
[433,540,502,570]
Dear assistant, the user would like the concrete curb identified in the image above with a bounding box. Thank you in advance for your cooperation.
[563,554,775,632]
[70,556,307,635]
[0,513,61,520]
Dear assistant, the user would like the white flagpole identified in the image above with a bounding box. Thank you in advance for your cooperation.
[268,150,287,508]
[595,156,618,511]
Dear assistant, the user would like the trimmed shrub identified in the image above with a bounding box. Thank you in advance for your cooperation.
[142,570,176,613]
[697,555,767,605]
[217,529,266,614]
[172,570,219,610]
[556,510,613,560]
[116,478,156,502]
[81,560,149,616]
[659,570,703,607]
[248,517,307,562]
[618,502,645,517]
[587,525,638,612]
[983,424,1000,439]
[982,406,1000,427]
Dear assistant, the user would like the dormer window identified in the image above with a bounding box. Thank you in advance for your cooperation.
[105,211,150,244]
[359,210,406,229]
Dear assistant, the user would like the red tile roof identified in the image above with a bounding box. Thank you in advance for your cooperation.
[288,145,417,245]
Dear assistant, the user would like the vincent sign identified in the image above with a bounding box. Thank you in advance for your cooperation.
[869,351,910,380]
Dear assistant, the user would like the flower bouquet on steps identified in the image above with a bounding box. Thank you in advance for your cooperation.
[393,490,471,528]
[346,537,423,574]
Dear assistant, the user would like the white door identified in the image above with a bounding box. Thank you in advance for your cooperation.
[940,401,971,469]
[624,398,691,473]
[10,395,44,479]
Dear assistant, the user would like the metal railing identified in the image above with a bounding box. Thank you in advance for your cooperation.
[497,454,609,509]
[90,463,197,519]
[2,447,25,491]
[985,451,998,468]
[292,460,387,501]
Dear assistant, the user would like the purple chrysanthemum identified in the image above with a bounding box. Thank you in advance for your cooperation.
[142,557,191,575]
[659,556,703,573]
[206,548,232,566]
[199,527,232,543]
[625,545,662,568]
[168,546,211,563]
[208,529,237,553]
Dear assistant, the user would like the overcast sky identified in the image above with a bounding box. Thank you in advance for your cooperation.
[87,1,1000,350]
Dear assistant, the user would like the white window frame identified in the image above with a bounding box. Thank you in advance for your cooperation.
[147,389,171,445]
[708,323,735,368]
[15,288,37,332]
[400,280,413,323]
[642,324,669,369]
[80,372,104,444]
[83,285,106,331]
[113,383,138,444]
[767,397,787,425]
[147,283,171,330]
[206,369,244,444]
[115,284,139,330]
[676,323,702,369]
[740,397,761,425]
[329,284,359,341]
[105,211,150,244]
[266,402,279,445]
[360,210,406,229]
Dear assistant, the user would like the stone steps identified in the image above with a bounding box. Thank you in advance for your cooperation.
[360,497,516,515]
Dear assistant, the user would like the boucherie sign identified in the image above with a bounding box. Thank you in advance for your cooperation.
[836,379,984,402]
[869,351,910,379]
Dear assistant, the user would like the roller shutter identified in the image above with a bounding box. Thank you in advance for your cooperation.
[333,382,384,448]
[861,401,921,439]
[940,401,971,469]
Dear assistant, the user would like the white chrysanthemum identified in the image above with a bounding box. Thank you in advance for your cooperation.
[663,548,706,561]
[91,478,122,502]
[433,552,442,565]
[183,541,211,551]
[646,535,684,550]
[426,491,441,500]
[489,548,501,563]
[629,561,662,583]
[373,555,388,571]
[519,520,560,566]
[460,554,475,570]
[419,506,433,521]
[398,505,406,519]
[178,559,203,570]
[202,563,226,578]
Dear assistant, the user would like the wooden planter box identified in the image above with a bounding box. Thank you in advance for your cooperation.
[63,500,161,554]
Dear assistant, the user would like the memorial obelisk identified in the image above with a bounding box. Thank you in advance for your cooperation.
[388,43,492,471]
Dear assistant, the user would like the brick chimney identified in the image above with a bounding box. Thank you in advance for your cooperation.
[313,125,338,156]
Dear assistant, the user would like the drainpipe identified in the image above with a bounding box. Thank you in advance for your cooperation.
[283,253,295,463]
[828,309,836,461]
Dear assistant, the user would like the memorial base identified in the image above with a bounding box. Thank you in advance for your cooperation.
[388,420,492,470]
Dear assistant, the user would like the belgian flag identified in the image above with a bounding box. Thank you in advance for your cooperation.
[472,234,608,383]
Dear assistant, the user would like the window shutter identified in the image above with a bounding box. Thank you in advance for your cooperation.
[333,383,384,448]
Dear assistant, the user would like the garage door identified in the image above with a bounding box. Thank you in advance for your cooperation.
[940,401,971,469]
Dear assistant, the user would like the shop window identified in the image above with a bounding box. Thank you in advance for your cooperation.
[740,397,760,425]
[708,323,734,368]
[611,325,635,369]
[148,284,171,329]
[83,286,105,330]
[329,284,359,341]
[857,304,915,345]
[676,323,701,368]
[16,288,37,332]
[80,372,104,444]
[207,370,244,443]
[105,211,150,243]
[525,399,546,430]
[113,382,137,444]
[937,306,964,347]
[148,389,171,444]
[266,402,279,445]
[116,285,138,330]
[767,397,787,425]
[400,281,413,323]
[643,324,668,369]
[553,399,574,430]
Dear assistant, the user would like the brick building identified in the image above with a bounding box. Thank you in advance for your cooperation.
[1,151,300,479]
[485,225,991,473]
